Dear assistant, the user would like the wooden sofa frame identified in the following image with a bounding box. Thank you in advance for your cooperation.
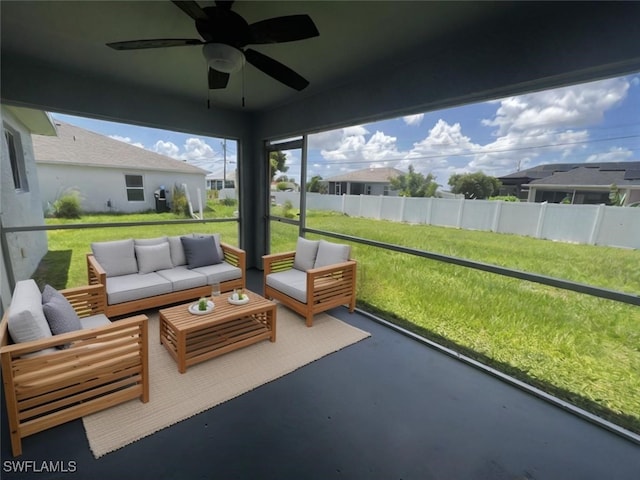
[263,250,357,327]
[87,242,246,317]
[0,284,149,457]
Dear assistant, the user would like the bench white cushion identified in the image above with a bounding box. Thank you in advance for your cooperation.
[81,314,111,329]
[191,262,242,285]
[135,242,173,274]
[293,237,320,271]
[106,272,172,305]
[7,280,53,344]
[157,266,208,291]
[266,270,308,304]
[168,235,188,266]
[313,240,351,269]
[91,239,138,277]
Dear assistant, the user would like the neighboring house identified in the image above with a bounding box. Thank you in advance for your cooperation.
[498,162,640,205]
[1,105,57,310]
[206,169,236,190]
[325,167,404,196]
[33,121,208,214]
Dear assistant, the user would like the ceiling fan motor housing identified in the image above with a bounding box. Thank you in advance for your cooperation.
[202,43,245,73]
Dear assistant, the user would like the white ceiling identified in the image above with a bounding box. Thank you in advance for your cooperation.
[0,1,502,112]
[2,1,640,131]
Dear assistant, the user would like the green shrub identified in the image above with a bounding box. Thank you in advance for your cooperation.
[171,184,189,217]
[52,191,82,218]
[282,200,295,218]
[219,197,237,207]
[490,195,520,202]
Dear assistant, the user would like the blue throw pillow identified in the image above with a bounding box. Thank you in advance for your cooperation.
[180,236,221,269]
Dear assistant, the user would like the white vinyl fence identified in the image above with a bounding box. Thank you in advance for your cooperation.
[271,192,640,249]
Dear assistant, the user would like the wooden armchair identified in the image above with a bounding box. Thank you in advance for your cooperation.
[1,283,149,457]
[263,239,357,327]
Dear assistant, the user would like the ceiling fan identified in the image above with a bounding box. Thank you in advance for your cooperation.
[106,0,319,91]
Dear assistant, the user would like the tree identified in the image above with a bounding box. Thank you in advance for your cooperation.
[448,172,501,199]
[306,175,327,193]
[609,184,626,206]
[269,151,288,182]
[389,165,439,197]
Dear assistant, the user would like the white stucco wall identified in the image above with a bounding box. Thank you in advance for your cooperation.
[37,163,207,214]
[1,107,49,300]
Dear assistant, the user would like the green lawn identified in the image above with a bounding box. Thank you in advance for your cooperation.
[34,205,640,434]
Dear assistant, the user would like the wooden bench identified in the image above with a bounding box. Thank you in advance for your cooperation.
[263,250,357,327]
[87,242,246,317]
[0,284,149,457]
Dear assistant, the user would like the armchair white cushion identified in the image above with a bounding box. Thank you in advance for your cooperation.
[293,237,320,271]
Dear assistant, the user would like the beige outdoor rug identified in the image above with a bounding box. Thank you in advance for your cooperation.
[82,306,370,458]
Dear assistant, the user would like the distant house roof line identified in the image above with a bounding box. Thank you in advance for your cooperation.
[32,120,208,175]
[499,161,640,181]
[325,167,405,183]
[525,164,640,187]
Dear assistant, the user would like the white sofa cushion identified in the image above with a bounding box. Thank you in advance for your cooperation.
[81,314,111,329]
[157,266,208,291]
[168,235,188,267]
[135,242,173,274]
[7,279,53,344]
[91,239,138,277]
[105,272,172,305]
[191,262,242,285]
[314,240,351,269]
[293,237,320,271]
[134,236,168,246]
[265,270,308,304]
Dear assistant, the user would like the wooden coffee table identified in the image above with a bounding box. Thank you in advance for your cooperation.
[159,290,276,373]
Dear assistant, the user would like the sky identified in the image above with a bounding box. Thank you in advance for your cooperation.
[52,71,639,188]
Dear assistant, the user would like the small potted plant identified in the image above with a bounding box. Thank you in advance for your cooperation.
[198,297,208,311]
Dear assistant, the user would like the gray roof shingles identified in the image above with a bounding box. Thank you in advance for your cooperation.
[32,121,207,175]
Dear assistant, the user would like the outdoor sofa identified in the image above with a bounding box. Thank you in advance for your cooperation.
[263,237,357,327]
[87,233,245,317]
[0,279,149,457]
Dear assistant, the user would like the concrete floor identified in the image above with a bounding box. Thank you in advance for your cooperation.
[2,270,639,479]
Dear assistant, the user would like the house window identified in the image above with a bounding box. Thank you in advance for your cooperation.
[4,125,28,192]
[335,183,342,195]
[125,174,145,201]
[366,185,372,195]
[383,186,390,196]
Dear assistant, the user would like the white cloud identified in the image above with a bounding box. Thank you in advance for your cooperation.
[585,147,633,163]
[403,114,424,126]
[153,140,180,159]
[109,135,144,148]
[482,77,629,136]
[307,75,636,185]
[181,138,217,161]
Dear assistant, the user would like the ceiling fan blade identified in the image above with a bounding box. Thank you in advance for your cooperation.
[249,15,319,44]
[208,68,230,89]
[171,1,209,21]
[244,48,309,91]
[106,39,204,50]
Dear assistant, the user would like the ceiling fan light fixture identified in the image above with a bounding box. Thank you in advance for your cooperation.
[202,43,245,73]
